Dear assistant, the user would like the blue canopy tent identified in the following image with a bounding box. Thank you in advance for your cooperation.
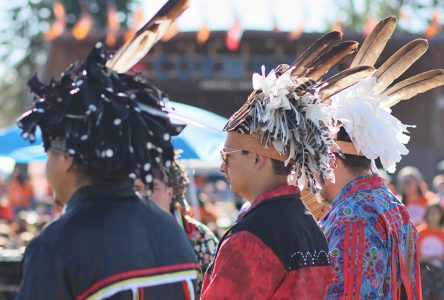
[0,101,227,164]
[0,126,42,157]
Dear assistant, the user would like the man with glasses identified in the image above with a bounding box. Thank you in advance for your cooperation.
[199,29,364,298]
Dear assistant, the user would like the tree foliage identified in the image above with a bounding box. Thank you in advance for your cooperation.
[0,0,135,128]
[334,0,443,32]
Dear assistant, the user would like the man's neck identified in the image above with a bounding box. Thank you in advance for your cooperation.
[332,169,371,201]
[247,177,287,203]
[61,178,94,206]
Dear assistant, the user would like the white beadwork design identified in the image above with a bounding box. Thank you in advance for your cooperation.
[289,250,331,270]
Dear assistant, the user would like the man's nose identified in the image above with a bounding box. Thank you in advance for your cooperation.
[220,162,226,174]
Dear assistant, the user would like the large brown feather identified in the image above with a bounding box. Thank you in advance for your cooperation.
[291,31,343,77]
[304,41,359,81]
[350,16,397,68]
[106,0,189,73]
[319,65,376,101]
[382,69,444,107]
[373,39,428,94]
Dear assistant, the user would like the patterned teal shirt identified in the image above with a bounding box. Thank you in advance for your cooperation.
[319,174,422,299]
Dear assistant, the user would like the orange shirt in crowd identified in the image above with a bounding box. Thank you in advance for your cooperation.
[417,224,444,261]
[0,198,13,221]
[7,180,33,210]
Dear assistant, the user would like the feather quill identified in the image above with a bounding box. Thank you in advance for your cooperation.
[350,16,396,67]
[106,0,189,73]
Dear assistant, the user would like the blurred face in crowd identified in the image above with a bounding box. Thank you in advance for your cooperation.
[150,174,173,213]
[401,175,421,196]
[425,205,444,228]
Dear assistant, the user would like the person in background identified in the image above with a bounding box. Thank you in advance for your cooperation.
[432,174,444,203]
[0,196,13,222]
[318,16,444,299]
[398,166,437,226]
[136,155,219,296]
[7,169,33,217]
[418,204,444,299]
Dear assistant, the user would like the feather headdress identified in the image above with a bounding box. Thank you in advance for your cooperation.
[332,16,444,172]
[17,0,190,188]
[224,32,375,192]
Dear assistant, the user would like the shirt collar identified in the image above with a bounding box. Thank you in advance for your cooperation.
[331,173,385,207]
[239,184,300,219]
[66,179,136,212]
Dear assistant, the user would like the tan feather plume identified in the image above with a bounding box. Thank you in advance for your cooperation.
[373,39,428,94]
[382,69,444,107]
[225,33,353,131]
[291,31,343,77]
[106,0,189,73]
[319,65,376,101]
[350,16,396,68]
[304,41,359,81]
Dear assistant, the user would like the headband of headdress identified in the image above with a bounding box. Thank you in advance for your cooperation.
[223,32,376,192]
[17,0,190,187]
[331,16,444,173]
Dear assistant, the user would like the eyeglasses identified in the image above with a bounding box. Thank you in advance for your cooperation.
[220,149,242,165]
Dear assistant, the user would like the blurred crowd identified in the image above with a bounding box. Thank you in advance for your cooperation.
[394,166,444,300]
[0,167,243,253]
[0,164,444,298]
[0,168,59,252]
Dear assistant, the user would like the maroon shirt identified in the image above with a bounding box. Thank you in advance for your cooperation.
[201,185,333,299]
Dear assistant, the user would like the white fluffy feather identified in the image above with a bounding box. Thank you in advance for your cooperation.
[332,77,413,173]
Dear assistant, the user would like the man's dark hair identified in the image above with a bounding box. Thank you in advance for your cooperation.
[76,164,133,185]
[336,127,372,171]
[270,158,292,176]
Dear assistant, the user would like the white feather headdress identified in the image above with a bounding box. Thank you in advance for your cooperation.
[331,16,444,173]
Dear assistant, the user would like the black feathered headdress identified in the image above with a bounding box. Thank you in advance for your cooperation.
[17,0,190,187]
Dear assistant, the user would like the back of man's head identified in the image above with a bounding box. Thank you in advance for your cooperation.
[336,127,372,172]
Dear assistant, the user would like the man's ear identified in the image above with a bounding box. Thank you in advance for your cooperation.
[167,186,174,204]
[64,154,76,173]
[253,153,267,170]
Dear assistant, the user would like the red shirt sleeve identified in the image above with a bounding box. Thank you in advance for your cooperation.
[201,231,286,300]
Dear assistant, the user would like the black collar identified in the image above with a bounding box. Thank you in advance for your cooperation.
[66,180,136,212]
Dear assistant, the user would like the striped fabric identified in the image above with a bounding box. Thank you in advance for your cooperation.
[77,263,200,300]
[320,174,422,300]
